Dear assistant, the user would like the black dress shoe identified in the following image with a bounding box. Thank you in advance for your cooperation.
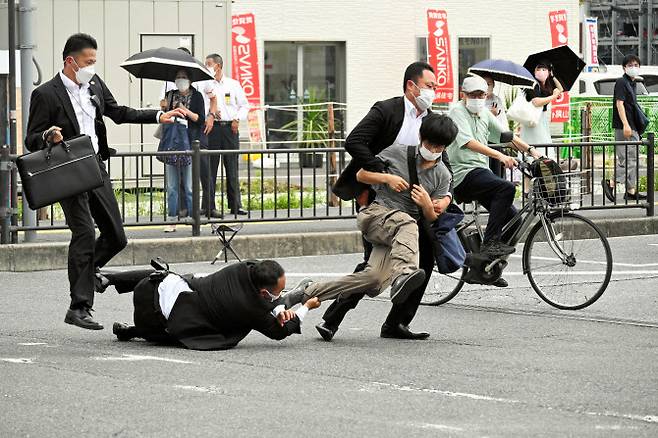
[113,322,135,342]
[231,208,248,216]
[64,308,103,330]
[380,323,429,340]
[390,269,425,304]
[210,209,224,218]
[601,179,615,202]
[624,191,647,201]
[315,321,338,342]
[492,277,508,288]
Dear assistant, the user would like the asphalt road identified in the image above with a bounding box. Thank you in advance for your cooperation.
[1,235,657,437]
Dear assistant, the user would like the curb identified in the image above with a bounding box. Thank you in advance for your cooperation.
[1,216,656,272]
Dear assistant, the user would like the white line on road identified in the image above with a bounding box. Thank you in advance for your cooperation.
[93,354,195,364]
[286,271,658,277]
[173,385,227,395]
[0,358,33,364]
[17,342,47,346]
[370,381,658,425]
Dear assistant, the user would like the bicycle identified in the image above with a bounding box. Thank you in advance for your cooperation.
[422,161,613,310]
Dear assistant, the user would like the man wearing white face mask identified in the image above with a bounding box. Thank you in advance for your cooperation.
[447,75,542,264]
[602,54,648,201]
[25,33,185,331]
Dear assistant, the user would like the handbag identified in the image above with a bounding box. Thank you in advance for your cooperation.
[156,121,191,166]
[16,134,104,209]
[406,146,466,274]
[507,91,542,127]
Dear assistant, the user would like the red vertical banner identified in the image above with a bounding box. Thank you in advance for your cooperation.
[549,10,569,122]
[231,13,263,144]
[426,9,454,103]
[548,10,568,47]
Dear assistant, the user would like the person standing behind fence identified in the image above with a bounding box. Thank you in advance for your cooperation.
[159,69,205,233]
[24,33,184,330]
[602,54,648,202]
[200,54,249,218]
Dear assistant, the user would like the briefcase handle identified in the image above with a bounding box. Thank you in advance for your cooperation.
[44,139,72,162]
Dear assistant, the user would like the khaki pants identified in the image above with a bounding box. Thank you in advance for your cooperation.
[304,203,419,301]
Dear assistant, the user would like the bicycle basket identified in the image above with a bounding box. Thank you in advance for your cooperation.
[531,170,590,207]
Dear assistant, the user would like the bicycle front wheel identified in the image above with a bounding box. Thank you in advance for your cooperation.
[421,268,465,306]
[523,211,612,310]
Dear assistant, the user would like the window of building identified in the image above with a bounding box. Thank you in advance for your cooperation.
[417,37,428,62]
[264,41,345,147]
[458,37,490,86]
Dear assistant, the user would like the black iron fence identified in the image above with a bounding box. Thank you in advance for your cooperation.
[0,135,655,244]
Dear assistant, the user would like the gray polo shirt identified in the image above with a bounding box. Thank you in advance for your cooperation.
[372,143,451,219]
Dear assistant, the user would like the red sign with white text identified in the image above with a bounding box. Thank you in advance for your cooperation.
[232,13,261,105]
[549,10,569,122]
[426,9,454,102]
[231,13,262,143]
[549,10,568,47]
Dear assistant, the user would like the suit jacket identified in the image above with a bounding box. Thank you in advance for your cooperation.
[25,73,159,160]
[332,96,451,200]
[168,261,301,350]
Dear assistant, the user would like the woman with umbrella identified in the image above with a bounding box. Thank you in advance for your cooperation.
[520,60,564,161]
[159,69,205,232]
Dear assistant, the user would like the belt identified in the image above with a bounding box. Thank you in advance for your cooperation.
[214,121,233,126]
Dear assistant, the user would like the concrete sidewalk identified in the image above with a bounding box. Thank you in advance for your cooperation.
[1,207,657,272]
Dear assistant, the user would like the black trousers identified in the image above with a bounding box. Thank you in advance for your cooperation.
[59,159,127,310]
[201,123,242,213]
[104,269,175,343]
[321,222,435,329]
[454,167,517,243]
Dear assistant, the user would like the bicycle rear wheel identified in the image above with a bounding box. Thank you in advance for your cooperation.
[523,211,612,310]
[421,268,465,306]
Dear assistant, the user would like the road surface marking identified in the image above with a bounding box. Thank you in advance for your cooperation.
[0,358,33,364]
[94,354,195,364]
[286,270,658,277]
[409,422,464,432]
[174,385,227,395]
[17,342,47,346]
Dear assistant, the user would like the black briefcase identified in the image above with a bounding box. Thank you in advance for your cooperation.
[17,135,104,209]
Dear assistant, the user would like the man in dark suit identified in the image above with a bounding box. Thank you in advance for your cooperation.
[321,62,452,341]
[106,260,321,350]
[25,33,184,331]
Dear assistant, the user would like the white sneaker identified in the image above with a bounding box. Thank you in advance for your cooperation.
[163,224,176,233]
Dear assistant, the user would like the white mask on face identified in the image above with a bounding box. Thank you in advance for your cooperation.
[413,83,435,112]
[625,66,640,78]
[72,58,95,85]
[175,78,190,92]
[465,98,486,114]
[419,145,442,161]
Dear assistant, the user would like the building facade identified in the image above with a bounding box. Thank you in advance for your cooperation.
[18,0,580,148]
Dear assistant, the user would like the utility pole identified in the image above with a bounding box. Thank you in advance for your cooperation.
[19,0,36,241]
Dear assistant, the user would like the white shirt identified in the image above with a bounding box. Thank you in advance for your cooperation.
[393,96,427,146]
[271,304,309,322]
[59,71,99,153]
[157,273,192,319]
[200,75,249,122]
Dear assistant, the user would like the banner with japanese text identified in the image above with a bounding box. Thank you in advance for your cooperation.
[549,10,569,122]
[231,13,263,144]
[426,9,454,102]
[584,17,599,68]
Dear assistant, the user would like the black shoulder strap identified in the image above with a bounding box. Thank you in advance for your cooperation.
[406,145,426,222]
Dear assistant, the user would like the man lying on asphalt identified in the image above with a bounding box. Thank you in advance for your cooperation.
[100,259,319,350]
[285,113,458,340]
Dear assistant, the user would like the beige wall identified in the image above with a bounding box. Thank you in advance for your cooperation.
[29,0,580,146]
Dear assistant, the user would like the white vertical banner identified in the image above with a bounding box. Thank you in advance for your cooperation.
[584,17,599,70]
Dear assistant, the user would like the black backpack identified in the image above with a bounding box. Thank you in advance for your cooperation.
[529,158,568,206]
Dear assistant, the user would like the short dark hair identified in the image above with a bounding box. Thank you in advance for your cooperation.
[622,54,641,67]
[419,113,458,147]
[177,47,191,55]
[251,260,285,290]
[403,62,435,92]
[206,53,224,68]
[62,33,97,61]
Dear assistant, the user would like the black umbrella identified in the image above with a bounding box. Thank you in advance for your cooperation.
[523,45,586,92]
[120,47,213,82]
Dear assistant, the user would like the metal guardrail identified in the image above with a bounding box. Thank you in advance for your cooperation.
[0,135,655,243]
